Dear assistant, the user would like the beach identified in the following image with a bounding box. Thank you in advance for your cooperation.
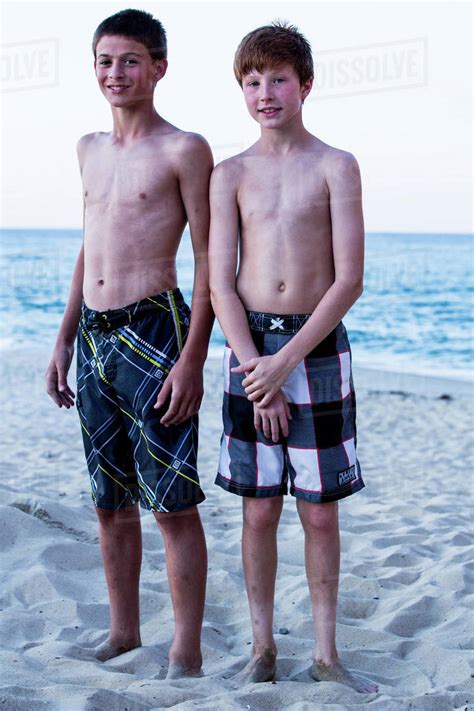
[0,349,473,710]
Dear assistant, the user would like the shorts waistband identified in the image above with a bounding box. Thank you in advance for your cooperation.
[81,288,185,332]
[247,310,311,335]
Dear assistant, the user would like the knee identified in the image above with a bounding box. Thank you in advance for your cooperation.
[154,506,201,532]
[96,505,140,529]
[298,501,339,536]
[243,498,282,532]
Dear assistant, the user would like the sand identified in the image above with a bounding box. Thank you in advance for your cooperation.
[0,349,473,710]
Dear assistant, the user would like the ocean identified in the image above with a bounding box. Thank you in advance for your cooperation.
[1,229,472,381]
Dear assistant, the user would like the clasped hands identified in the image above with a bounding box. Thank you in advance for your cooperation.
[232,353,293,442]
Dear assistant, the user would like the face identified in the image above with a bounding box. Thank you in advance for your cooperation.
[94,35,167,107]
[242,63,312,129]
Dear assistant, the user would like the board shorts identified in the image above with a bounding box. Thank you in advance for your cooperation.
[76,288,205,513]
[216,311,365,504]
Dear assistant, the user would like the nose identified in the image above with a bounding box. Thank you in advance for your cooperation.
[108,60,125,79]
[259,79,274,102]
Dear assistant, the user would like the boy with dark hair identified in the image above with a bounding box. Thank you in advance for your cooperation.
[46,9,213,678]
[209,21,378,693]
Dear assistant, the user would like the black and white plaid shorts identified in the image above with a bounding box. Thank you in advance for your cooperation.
[215,311,365,504]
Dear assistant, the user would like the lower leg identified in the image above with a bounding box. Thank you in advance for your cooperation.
[298,500,340,664]
[154,506,207,677]
[297,499,378,693]
[95,505,142,660]
[237,496,283,682]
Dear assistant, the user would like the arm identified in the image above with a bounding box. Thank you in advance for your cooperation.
[45,135,89,408]
[208,160,260,364]
[235,152,365,406]
[209,161,291,441]
[45,243,84,407]
[155,133,214,425]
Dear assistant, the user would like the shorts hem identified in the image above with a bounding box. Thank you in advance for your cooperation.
[93,493,206,512]
[93,499,138,511]
[215,473,287,498]
[139,492,206,513]
[291,479,365,503]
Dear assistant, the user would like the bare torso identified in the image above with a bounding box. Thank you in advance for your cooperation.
[235,136,337,314]
[80,120,189,310]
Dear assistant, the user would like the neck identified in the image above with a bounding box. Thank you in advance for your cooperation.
[259,116,310,155]
[110,103,163,141]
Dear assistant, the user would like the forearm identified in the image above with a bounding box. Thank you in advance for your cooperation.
[55,245,84,347]
[280,278,363,369]
[210,288,260,364]
[180,258,214,364]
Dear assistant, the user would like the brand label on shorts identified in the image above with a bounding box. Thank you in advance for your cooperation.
[338,466,357,486]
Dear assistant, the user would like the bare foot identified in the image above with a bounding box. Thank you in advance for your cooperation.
[311,659,378,694]
[94,637,141,662]
[166,663,203,679]
[234,648,276,683]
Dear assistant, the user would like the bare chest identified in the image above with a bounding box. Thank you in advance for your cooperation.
[238,164,329,225]
[82,148,178,209]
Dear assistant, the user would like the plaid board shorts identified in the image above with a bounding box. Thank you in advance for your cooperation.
[216,311,365,504]
[76,289,205,512]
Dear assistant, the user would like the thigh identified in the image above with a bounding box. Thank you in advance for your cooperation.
[76,323,138,510]
[110,310,205,513]
[285,323,364,503]
[216,341,288,498]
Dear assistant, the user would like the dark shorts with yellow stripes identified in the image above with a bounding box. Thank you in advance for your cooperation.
[76,289,205,513]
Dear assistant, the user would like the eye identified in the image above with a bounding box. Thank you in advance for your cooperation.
[273,77,285,84]
[99,60,111,66]
[247,80,259,88]
[124,59,138,65]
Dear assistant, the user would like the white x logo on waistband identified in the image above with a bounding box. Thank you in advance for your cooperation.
[270,317,284,331]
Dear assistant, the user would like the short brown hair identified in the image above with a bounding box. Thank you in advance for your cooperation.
[92,9,167,61]
[234,21,313,87]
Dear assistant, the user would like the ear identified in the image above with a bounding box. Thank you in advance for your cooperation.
[301,76,313,103]
[154,58,168,83]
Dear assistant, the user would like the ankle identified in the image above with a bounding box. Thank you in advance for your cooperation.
[169,640,202,669]
[314,652,339,666]
[108,630,141,646]
[252,643,277,659]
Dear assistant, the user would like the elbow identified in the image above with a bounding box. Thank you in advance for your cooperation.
[351,280,364,306]
[353,278,364,301]
[209,284,222,310]
[337,276,363,304]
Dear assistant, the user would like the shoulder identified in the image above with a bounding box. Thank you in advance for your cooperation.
[76,131,105,154]
[306,141,362,196]
[76,132,106,170]
[211,154,245,190]
[171,129,213,161]
[321,144,361,184]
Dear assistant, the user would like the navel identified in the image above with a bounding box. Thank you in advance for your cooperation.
[98,279,104,286]
[279,282,286,293]
[139,192,147,200]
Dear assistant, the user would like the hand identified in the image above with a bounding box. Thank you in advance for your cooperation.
[254,389,292,443]
[232,353,293,407]
[154,357,204,426]
[45,343,75,408]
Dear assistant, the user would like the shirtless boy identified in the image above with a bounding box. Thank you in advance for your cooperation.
[46,9,213,677]
[209,22,378,693]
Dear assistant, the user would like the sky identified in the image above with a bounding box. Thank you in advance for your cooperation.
[1,0,472,232]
